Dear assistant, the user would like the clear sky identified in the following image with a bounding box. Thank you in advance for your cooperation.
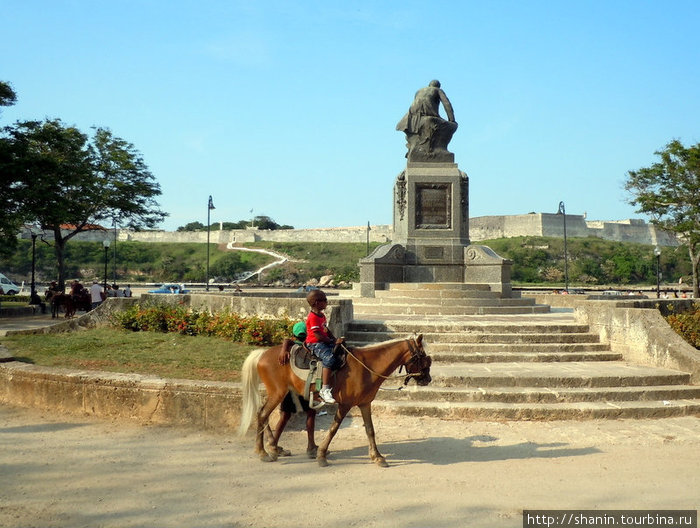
[3,1,700,231]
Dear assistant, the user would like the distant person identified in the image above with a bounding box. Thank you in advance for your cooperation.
[123,285,132,297]
[45,281,61,301]
[90,280,103,310]
[112,284,124,298]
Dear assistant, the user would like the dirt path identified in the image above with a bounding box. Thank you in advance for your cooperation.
[1,404,698,528]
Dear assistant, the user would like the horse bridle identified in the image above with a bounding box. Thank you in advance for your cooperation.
[400,336,432,386]
[342,336,431,386]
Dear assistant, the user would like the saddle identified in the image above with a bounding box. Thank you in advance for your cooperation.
[288,343,347,410]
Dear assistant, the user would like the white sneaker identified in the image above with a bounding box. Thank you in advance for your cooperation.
[319,387,336,404]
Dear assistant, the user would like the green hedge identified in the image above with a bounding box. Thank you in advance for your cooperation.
[111,302,295,346]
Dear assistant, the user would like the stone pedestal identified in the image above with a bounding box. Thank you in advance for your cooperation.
[359,160,513,298]
[393,162,469,282]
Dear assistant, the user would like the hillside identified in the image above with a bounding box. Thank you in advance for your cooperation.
[0,237,691,288]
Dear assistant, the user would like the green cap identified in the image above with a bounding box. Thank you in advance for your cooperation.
[292,321,307,339]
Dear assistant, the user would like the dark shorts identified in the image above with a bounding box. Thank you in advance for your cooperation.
[280,392,311,414]
[308,342,342,370]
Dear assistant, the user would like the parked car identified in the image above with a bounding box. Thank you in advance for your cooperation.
[148,284,190,294]
[0,273,22,295]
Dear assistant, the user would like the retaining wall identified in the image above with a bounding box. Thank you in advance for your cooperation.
[572,300,700,383]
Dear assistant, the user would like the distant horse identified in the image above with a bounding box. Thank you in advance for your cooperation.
[238,335,431,467]
[51,290,92,318]
[50,293,74,318]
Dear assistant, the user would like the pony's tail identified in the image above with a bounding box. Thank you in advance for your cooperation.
[237,348,266,437]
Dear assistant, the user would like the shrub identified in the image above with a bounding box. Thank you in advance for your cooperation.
[665,303,700,349]
[110,302,295,346]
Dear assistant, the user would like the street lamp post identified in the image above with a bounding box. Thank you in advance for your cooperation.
[366,221,371,256]
[113,219,118,285]
[206,196,215,292]
[103,239,111,294]
[654,245,661,298]
[557,201,569,293]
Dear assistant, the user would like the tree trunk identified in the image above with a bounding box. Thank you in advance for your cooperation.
[689,242,700,299]
[53,227,67,292]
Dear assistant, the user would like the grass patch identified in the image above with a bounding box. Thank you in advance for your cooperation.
[2,327,257,382]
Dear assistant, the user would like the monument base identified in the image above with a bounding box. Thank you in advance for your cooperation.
[359,242,513,298]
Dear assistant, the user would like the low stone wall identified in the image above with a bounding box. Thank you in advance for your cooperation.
[0,361,242,430]
[573,300,700,383]
[140,293,354,338]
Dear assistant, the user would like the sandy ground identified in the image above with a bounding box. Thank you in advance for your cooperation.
[0,404,698,528]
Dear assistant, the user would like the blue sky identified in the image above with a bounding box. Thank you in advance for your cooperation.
[3,1,700,231]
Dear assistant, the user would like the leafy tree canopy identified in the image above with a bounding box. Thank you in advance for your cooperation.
[1,118,167,288]
[625,139,700,297]
[0,80,17,109]
[176,216,293,231]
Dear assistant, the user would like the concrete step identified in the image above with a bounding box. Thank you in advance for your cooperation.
[386,282,492,291]
[423,342,611,353]
[375,289,500,299]
[346,330,602,344]
[427,362,691,388]
[347,320,592,334]
[354,297,538,307]
[423,350,624,363]
[375,384,700,404]
[369,398,700,420]
[352,304,552,316]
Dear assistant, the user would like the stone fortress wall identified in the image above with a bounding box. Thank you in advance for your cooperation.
[65,213,678,247]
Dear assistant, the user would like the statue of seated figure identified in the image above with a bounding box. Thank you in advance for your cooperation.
[396,80,458,162]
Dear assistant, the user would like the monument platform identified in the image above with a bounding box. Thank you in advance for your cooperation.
[349,282,548,316]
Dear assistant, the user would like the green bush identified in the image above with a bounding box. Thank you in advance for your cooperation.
[666,304,700,349]
[111,302,294,346]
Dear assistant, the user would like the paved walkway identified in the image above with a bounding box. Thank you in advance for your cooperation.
[0,313,65,336]
[0,404,698,528]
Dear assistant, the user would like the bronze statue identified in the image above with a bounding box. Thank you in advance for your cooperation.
[396,80,458,162]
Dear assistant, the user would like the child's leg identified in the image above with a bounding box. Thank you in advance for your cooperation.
[322,367,332,387]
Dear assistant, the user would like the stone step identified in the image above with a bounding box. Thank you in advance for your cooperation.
[386,282,492,291]
[368,398,700,420]
[352,304,552,316]
[423,342,611,353]
[375,289,500,299]
[355,297,538,307]
[349,341,611,354]
[424,350,624,363]
[345,330,602,344]
[347,320,592,334]
[375,384,700,404]
[427,362,691,388]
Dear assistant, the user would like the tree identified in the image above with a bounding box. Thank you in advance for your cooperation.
[1,119,167,289]
[0,80,17,110]
[176,221,205,232]
[0,81,21,256]
[625,139,700,297]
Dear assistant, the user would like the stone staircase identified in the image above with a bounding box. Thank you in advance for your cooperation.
[344,285,700,420]
[349,282,551,316]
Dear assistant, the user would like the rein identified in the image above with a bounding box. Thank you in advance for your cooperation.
[340,339,424,388]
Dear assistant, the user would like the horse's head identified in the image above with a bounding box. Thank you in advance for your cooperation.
[404,334,432,386]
